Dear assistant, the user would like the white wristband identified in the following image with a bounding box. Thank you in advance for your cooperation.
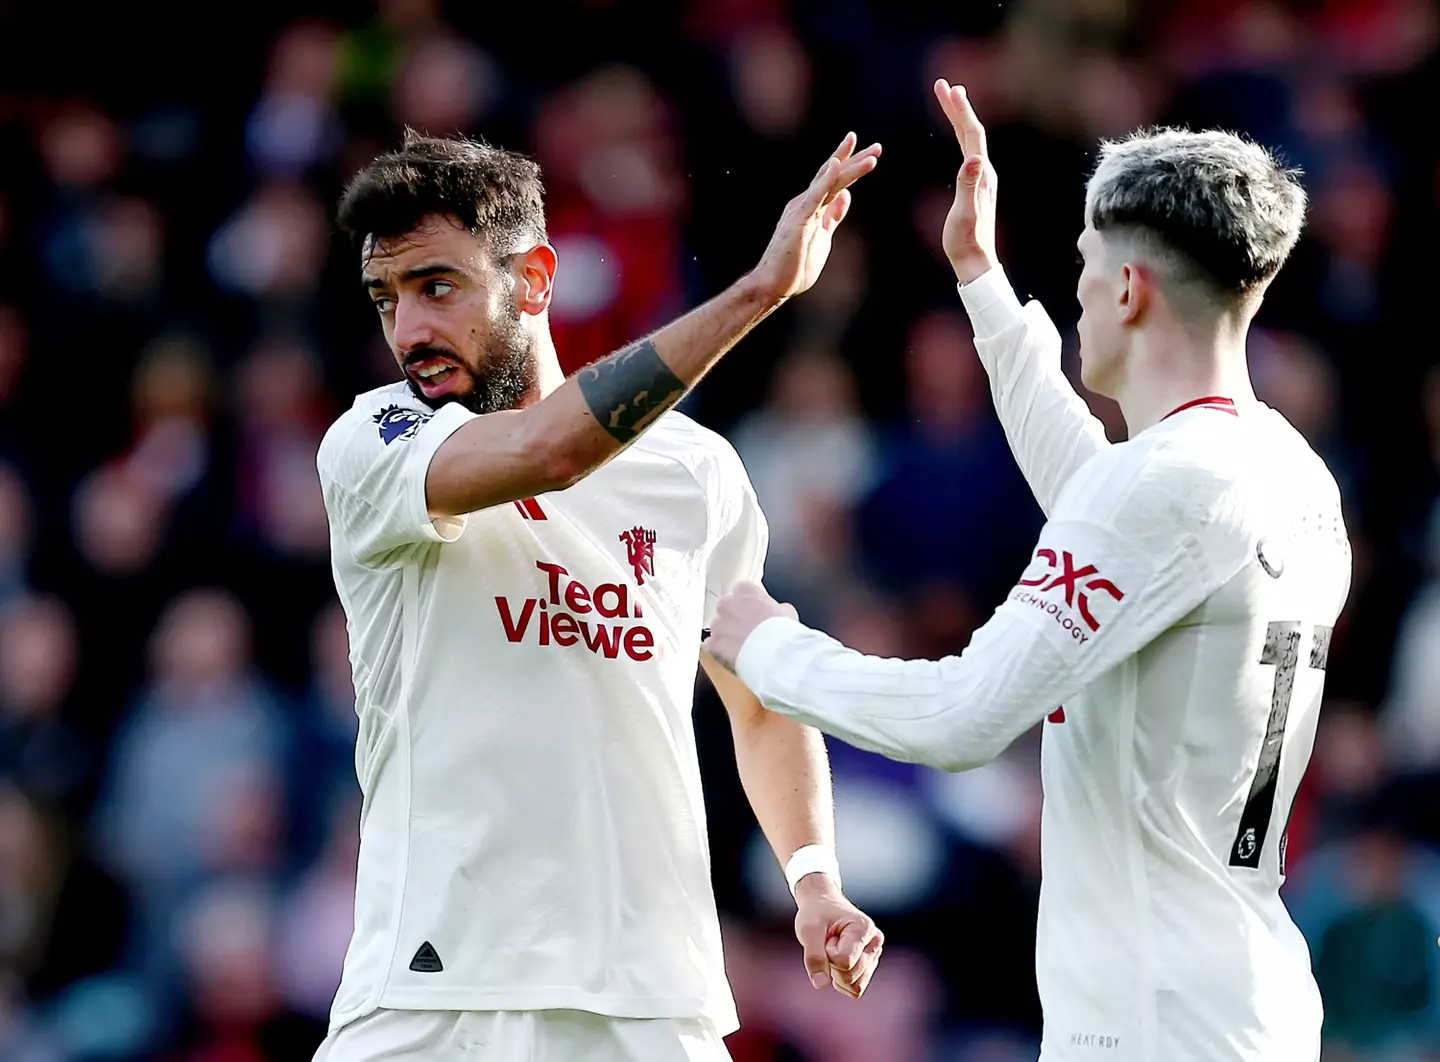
[784,845,841,898]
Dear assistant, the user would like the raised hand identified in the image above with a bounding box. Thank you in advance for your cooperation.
[934,79,999,285]
[749,132,882,303]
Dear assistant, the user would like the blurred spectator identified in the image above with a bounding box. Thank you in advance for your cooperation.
[856,308,1040,625]
[206,180,329,308]
[275,795,358,1024]
[0,783,132,1012]
[0,596,90,815]
[391,33,502,137]
[1287,785,1440,1059]
[245,19,344,178]
[94,589,289,991]
[121,333,216,510]
[726,23,812,139]
[70,466,169,580]
[1378,498,1440,774]
[231,336,331,562]
[534,65,687,374]
[731,341,877,614]
[36,104,123,193]
[163,881,324,1061]
[43,195,165,309]
[335,0,449,115]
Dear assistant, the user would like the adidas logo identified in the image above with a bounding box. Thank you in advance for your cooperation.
[409,941,443,973]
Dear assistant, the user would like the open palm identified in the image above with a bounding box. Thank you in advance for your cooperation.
[752,133,881,301]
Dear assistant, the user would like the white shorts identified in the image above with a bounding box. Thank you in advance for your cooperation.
[312,1008,732,1062]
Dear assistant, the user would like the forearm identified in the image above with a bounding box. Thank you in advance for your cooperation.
[701,653,835,870]
[428,274,779,515]
[734,615,1065,773]
[960,268,1110,516]
[734,711,835,864]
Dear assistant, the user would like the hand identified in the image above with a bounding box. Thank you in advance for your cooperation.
[748,133,882,304]
[934,79,999,285]
[794,874,884,999]
[704,581,796,671]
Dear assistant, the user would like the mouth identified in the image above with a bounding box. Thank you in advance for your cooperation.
[407,357,464,398]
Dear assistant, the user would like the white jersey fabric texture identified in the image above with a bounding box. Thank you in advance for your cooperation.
[735,270,1351,1062]
[316,382,767,1039]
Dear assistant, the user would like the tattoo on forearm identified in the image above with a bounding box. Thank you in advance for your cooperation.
[577,339,688,443]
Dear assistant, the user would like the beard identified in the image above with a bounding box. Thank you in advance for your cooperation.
[406,308,539,416]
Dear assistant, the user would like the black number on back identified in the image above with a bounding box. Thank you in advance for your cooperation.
[1229,621,1331,870]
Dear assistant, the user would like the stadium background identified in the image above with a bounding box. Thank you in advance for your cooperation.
[1,0,1438,1058]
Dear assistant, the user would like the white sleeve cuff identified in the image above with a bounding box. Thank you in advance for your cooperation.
[958,266,1026,340]
[735,615,811,697]
[407,402,478,544]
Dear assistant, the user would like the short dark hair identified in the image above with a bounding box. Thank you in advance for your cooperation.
[1087,128,1306,298]
[337,128,547,254]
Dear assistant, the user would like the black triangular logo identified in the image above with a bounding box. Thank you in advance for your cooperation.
[409,941,443,973]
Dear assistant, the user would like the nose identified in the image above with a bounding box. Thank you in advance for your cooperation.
[392,295,438,356]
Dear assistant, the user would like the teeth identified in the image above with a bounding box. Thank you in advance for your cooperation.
[417,364,453,379]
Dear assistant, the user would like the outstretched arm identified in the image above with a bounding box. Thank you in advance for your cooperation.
[935,80,1108,516]
[426,134,882,518]
[704,455,1251,771]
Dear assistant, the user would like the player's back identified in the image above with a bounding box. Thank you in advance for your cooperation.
[1035,401,1350,1062]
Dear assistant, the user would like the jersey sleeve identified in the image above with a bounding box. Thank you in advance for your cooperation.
[734,444,1254,771]
[702,442,770,628]
[317,400,477,569]
[959,267,1112,517]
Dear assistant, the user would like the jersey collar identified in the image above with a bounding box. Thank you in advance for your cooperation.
[1161,396,1239,421]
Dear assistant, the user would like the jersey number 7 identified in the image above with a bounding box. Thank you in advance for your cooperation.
[1228,621,1333,871]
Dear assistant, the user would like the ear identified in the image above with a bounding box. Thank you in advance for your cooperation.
[1118,261,1148,326]
[514,244,558,316]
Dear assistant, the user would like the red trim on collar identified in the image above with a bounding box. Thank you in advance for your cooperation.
[1162,396,1238,421]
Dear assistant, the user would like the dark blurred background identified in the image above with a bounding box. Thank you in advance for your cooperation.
[0,0,1437,1059]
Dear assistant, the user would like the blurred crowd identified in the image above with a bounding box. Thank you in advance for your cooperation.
[0,0,1438,1059]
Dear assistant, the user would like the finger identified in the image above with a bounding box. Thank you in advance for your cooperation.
[821,188,851,231]
[826,919,870,971]
[848,946,882,996]
[797,918,831,990]
[953,84,988,161]
[814,133,855,182]
[959,153,985,190]
[934,78,960,129]
[803,157,841,208]
[820,147,881,206]
[833,935,884,996]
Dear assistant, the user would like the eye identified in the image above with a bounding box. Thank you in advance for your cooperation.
[372,296,395,314]
[1075,252,1086,266]
[424,279,455,298]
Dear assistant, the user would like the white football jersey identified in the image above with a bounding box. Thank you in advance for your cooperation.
[316,382,766,1037]
[735,271,1351,1062]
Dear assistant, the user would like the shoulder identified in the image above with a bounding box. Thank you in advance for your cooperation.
[630,410,753,490]
[1055,429,1250,544]
[317,384,436,475]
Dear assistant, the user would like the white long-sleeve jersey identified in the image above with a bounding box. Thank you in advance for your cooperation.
[735,270,1351,1061]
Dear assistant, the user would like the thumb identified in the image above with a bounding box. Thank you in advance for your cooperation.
[797,916,831,989]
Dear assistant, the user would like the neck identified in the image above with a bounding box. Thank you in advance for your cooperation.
[532,331,565,402]
[1114,319,1255,435]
